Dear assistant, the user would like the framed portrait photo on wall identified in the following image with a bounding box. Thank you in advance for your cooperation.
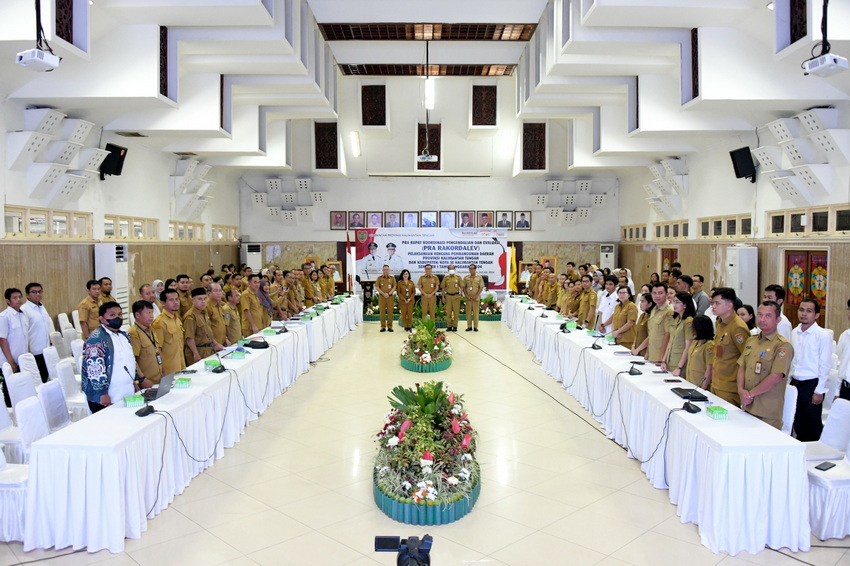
[385,211,401,227]
[330,211,347,230]
[514,211,531,230]
[349,211,365,229]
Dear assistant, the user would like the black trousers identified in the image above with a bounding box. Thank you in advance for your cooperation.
[840,380,850,402]
[34,353,50,383]
[791,378,823,442]
[88,400,106,414]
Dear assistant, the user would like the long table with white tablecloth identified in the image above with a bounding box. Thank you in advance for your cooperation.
[503,296,810,555]
[23,296,361,553]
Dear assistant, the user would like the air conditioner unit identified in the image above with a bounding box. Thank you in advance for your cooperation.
[94,244,130,324]
[241,243,263,273]
[599,244,616,272]
[726,246,758,308]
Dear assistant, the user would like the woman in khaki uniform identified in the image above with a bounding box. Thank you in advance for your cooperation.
[309,270,323,303]
[629,295,653,358]
[663,291,696,376]
[686,315,715,387]
[397,270,416,331]
[611,286,638,347]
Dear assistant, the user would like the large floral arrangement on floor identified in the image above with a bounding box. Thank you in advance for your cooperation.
[400,318,451,365]
[375,381,479,504]
[480,296,502,315]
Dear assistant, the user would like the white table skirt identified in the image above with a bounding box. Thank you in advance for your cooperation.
[504,297,811,555]
[0,485,26,542]
[23,299,359,553]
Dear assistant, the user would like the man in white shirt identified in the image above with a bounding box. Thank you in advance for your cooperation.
[596,276,619,334]
[0,288,30,376]
[789,298,832,441]
[835,297,850,402]
[763,284,792,339]
[21,282,54,383]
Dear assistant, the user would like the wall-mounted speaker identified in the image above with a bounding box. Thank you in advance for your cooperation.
[99,143,128,179]
[729,146,756,183]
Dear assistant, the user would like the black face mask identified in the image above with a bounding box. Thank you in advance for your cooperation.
[105,317,123,330]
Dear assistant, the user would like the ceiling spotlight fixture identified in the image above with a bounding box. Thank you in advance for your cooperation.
[766,2,773,9]
[418,41,438,164]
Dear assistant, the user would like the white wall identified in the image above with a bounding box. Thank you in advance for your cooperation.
[1,97,240,239]
[239,75,622,243]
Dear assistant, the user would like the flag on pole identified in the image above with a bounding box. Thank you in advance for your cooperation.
[509,244,518,293]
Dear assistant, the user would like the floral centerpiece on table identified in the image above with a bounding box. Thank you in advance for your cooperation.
[374,381,480,518]
[400,318,451,366]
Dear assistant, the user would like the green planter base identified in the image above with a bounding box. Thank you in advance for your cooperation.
[373,475,481,525]
[400,357,452,373]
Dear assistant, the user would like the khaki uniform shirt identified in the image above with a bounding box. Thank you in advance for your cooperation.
[546,281,559,307]
[240,289,264,337]
[375,274,397,294]
[320,277,334,298]
[98,293,116,307]
[397,280,415,302]
[205,300,228,346]
[441,274,462,295]
[224,304,242,345]
[613,302,638,346]
[418,274,439,296]
[632,313,649,353]
[666,316,693,369]
[738,332,794,428]
[712,314,750,395]
[567,290,581,314]
[295,280,306,304]
[77,296,100,336]
[463,274,484,298]
[183,307,214,362]
[577,289,598,325]
[647,304,673,362]
[178,290,192,318]
[565,271,580,282]
[527,273,539,297]
[686,340,714,387]
[301,278,315,302]
[129,323,163,383]
[152,310,186,374]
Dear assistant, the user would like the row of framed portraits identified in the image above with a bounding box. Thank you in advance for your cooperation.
[330,210,533,231]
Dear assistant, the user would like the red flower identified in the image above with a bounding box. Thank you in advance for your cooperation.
[462,434,471,449]
[400,419,412,434]
[398,431,404,441]
[422,450,433,461]
[448,393,456,405]
[451,418,461,434]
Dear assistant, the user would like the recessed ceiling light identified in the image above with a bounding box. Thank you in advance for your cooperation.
[766,2,774,9]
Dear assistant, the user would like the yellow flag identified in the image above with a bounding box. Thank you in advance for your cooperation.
[509,244,518,293]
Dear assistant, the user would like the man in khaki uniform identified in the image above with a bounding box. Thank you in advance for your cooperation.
[205,283,230,347]
[441,265,463,332]
[98,277,116,306]
[224,289,243,345]
[462,264,485,332]
[285,270,303,314]
[241,274,264,337]
[737,301,794,429]
[78,280,101,339]
[152,289,186,374]
[321,265,336,298]
[375,265,397,332]
[176,274,192,317]
[418,264,440,322]
[546,272,560,308]
[184,288,221,364]
[709,287,750,405]
[565,262,580,282]
[300,263,315,306]
[527,262,540,300]
[647,283,672,362]
[577,275,598,328]
[129,300,162,385]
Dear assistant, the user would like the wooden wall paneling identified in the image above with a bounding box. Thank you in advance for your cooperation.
[0,243,94,323]
[261,242,338,272]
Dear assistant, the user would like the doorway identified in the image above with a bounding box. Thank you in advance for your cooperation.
[784,250,828,328]
[661,248,678,272]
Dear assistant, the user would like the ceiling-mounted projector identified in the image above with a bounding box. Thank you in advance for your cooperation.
[16,48,60,72]
[803,54,848,77]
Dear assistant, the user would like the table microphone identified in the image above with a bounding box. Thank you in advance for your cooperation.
[628,362,643,375]
[206,331,227,373]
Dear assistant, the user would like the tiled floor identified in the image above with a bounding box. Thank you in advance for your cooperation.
[5,321,850,565]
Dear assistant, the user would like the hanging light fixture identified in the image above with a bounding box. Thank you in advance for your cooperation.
[417,40,438,163]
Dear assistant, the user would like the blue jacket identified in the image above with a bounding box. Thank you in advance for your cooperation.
[81,326,131,403]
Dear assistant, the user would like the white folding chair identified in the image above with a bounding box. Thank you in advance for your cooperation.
[70,339,84,374]
[0,405,24,465]
[16,354,40,386]
[806,399,850,461]
[37,381,71,432]
[49,331,69,359]
[782,384,798,436]
[57,312,72,331]
[41,346,61,382]
[5,373,38,412]
[56,359,89,422]
[62,327,80,358]
[15,396,50,463]
[71,309,82,333]
[808,435,850,541]
[1,363,12,380]
[0,449,28,542]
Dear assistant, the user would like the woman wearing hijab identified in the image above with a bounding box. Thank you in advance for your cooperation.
[256,278,274,329]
